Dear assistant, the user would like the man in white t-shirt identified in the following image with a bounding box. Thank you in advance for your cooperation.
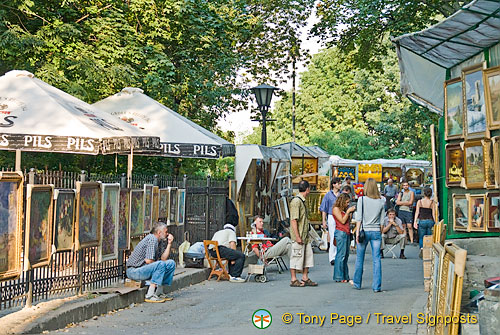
[209,224,245,282]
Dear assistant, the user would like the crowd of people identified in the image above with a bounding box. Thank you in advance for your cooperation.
[125,176,436,302]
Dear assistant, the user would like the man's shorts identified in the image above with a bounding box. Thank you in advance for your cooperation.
[398,210,413,225]
[290,241,314,270]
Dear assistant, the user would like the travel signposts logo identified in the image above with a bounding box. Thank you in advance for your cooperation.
[252,309,272,329]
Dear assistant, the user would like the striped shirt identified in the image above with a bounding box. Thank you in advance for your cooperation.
[126,234,158,268]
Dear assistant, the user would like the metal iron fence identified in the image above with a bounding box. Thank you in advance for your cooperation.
[0,168,228,311]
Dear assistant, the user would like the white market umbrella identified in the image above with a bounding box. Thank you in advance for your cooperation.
[0,71,160,156]
[93,87,234,159]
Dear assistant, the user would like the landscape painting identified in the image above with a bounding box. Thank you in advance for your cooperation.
[159,189,169,219]
[130,190,144,237]
[76,182,101,249]
[464,142,485,188]
[25,185,54,268]
[143,184,153,233]
[484,66,500,129]
[445,78,463,139]
[118,189,130,250]
[152,186,159,224]
[99,184,120,262]
[53,189,75,251]
[177,189,186,225]
[0,173,23,280]
[463,65,488,139]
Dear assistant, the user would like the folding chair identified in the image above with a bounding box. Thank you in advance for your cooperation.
[384,241,399,259]
[266,256,288,273]
[203,240,230,281]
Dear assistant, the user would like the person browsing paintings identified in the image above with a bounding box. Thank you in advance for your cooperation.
[126,222,176,303]
[319,177,341,266]
[332,193,356,283]
[352,178,385,292]
[289,180,317,287]
[396,180,415,244]
[413,187,437,252]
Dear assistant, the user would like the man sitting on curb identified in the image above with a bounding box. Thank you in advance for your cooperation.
[381,209,407,259]
[209,224,246,283]
[251,215,291,263]
[126,222,176,303]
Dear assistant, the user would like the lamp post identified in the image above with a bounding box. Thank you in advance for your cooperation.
[251,84,279,146]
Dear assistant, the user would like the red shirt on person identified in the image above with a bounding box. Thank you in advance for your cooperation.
[334,211,350,233]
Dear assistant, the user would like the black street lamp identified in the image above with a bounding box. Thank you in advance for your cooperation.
[251,84,279,146]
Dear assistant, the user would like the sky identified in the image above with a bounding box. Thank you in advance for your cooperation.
[217,10,324,144]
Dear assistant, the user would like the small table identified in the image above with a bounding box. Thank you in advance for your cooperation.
[237,236,277,255]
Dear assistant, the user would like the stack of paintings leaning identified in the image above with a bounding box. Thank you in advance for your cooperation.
[444,63,500,235]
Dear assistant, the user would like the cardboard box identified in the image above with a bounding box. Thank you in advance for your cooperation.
[124,279,143,288]
[424,279,431,292]
[423,235,433,248]
[423,260,432,277]
[423,247,432,260]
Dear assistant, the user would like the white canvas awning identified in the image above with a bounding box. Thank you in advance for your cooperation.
[0,71,160,155]
[235,144,291,196]
[93,88,235,159]
[392,0,500,113]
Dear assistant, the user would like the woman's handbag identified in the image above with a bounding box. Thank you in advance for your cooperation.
[358,197,366,243]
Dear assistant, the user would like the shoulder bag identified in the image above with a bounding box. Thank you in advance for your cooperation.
[358,196,366,243]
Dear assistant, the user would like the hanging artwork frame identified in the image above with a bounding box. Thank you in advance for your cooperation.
[118,188,130,250]
[405,168,424,187]
[483,139,496,188]
[428,243,445,318]
[168,187,178,225]
[444,77,464,140]
[25,184,54,269]
[462,140,485,189]
[486,192,500,232]
[463,63,489,140]
[99,183,120,262]
[382,167,402,183]
[152,186,159,224]
[445,144,464,187]
[129,189,144,237]
[177,188,186,225]
[469,194,486,232]
[75,182,101,250]
[452,194,469,232]
[483,65,500,130]
[159,188,169,220]
[143,184,153,233]
[0,172,23,280]
[492,137,500,187]
[53,189,75,252]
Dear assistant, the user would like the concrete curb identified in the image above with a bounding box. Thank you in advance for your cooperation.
[2,268,210,334]
[402,287,428,335]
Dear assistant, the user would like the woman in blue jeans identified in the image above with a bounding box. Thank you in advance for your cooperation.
[351,178,385,292]
[332,193,356,282]
[413,187,436,251]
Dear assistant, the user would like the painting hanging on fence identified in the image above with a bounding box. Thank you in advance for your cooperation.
[484,66,500,129]
[463,64,489,139]
[469,194,486,232]
[152,186,159,224]
[25,184,54,269]
[159,188,169,219]
[452,194,468,232]
[99,184,120,262]
[130,189,144,237]
[0,172,23,280]
[53,189,75,252]
[445,144,463,186]
[463,140,485,189]
[169,187,178,225]
[177,189,186,225]
[444,77,464,140]
[486,192,500,232]
[143,184,153,233]
[76,182,101,249]
[118,189,130,250]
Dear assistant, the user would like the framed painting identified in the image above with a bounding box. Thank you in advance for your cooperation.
[493,137,500,187]
[159,188,169,219]
[292,158,318,184]
[168,187,178,225]
[405,168,424,187]
[276,199,283,221]
[382,167,402,183]
[463,64,489,139]
[129,189,144,237]
[118,189,130,250]
[0,172,23,280]
[75,182,101,250]
[486,192,500,232]
[428,243,445,318]
[279,197,289,219]
[452,194,468,232]
[333,166,356,181]
[177,189,186,225]
[317,176,330,192]
[25,184,54,269]
[358,164,382,182]
[152,186,159,224]
[99,183,120,262]
[484,140,496,188]
[53,189,75,252]
[463,140,485,189]
[243,182,254,216]
[444,77,464,140]
[445,144,464,186]
[484,65,500,129]
[143,184,153,233]
[469,194,486,232]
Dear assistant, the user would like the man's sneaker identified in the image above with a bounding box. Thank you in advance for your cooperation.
[145,294,167,303]
[157,293,174,301]
[229,276,245,283]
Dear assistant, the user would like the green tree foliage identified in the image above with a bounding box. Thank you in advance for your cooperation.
[250,45,439,160]
[311,0,467,67]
